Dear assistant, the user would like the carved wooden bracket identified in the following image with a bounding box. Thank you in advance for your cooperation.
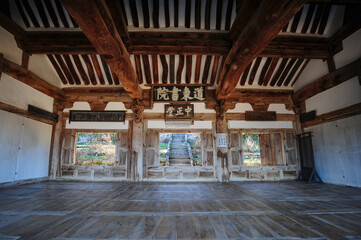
[88,102,108,111]
[250,103,269,112]
[131,99,145,123]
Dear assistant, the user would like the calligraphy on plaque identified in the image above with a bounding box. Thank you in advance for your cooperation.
[165,104,194,121]
[153,85,206,102]
[69,111,126,123]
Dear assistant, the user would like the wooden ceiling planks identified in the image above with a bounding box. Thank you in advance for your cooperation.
[302,4,317,33]
[5,0,353,91]
[276,58,297,86]
[258,58,272,86]
[176,55,185,84]
[90,55,106,85]
[186,55,193,84]
[217,0,307,100]
[152,55,159,84]
[44,0,60,28]
[81,55,98,85]
[72,55,90,85]
[202,56,212,84]
[160,55,168,84]
[284,58,305,86]
[270,58,289,87]
[47,54,68,85]
[291,58,311,87]
[134,55,143,84]
[142,55,152,84]
[9,0,336,36]
[248,57,262,85]
[210,55,220,86]
[194,55,202,83]
[54,55,74,85]
[263,58,279,86]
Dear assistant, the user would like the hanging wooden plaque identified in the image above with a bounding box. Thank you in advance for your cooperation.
[164,104,194,121]
[153,85,206,102]
[245,111,277,121]
[69,111,126,123]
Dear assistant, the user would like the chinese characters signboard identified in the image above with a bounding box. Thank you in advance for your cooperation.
[153,85,206,102]
[165,104,194,121]
[69,111,126,123]
[216,133,228,147]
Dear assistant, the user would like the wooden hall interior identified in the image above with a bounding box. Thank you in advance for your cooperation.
[0,0,360,239]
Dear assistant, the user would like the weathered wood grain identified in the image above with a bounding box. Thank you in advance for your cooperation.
[0,181,360,239]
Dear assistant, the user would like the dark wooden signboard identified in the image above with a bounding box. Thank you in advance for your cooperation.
[245,111,277,121]
[28,105,58,122]
[69,110,126,123]
[300,110,316,123]
[153,85,206,102]
[165,104,194,121]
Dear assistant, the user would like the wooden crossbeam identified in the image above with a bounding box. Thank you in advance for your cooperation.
[15,31,330,59]
[302,102,361,128]
[0,101,56,125]
[216,0,307,100]
[0,56,64,100]
[293,57,361,103]
[60,0,142,100]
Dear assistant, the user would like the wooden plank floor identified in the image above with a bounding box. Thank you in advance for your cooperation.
[0,181,361,239]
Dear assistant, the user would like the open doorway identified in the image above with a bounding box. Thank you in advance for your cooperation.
[160,133,202,166]
[75,132,117,166]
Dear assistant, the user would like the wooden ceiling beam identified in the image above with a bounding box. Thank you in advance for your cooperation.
[293,57,361,103]
[62,87,151,109]
[60,0,142,100]
[0,56,64,100]
[216,0,307,100]
[15,31,330,59]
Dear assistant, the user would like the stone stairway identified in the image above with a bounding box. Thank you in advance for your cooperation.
[169,134,192,166]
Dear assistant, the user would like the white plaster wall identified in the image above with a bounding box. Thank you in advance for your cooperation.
[0,74,54,112]
[148,120,212,129]
[105,102,129,111]
[306,115,361,187]
[66,120,129,129]
[0,110,52,183]
[293,59,329,92]
[305,77,361,115]
[0,27,22,65]
[228,121,293,129]
[334,29,361,69]
[267,104,294,114]
[226,103,253,113]
[63,102,91,112]
[28,54,62,88]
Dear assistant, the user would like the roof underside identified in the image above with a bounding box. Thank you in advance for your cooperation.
[2,0,356,90]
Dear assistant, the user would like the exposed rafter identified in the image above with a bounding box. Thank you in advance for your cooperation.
[293,57,361,103]
[0,56,64,100]
[15,31,330,59]
[216,0,307,100]
[60,0,142,100]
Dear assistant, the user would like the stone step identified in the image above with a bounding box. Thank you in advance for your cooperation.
[169,156,189,159]
[169,159,192,164]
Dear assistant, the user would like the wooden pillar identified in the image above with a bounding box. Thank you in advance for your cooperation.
[131,99,145,181]
[50,102,64,179]
[215,101,230,182]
